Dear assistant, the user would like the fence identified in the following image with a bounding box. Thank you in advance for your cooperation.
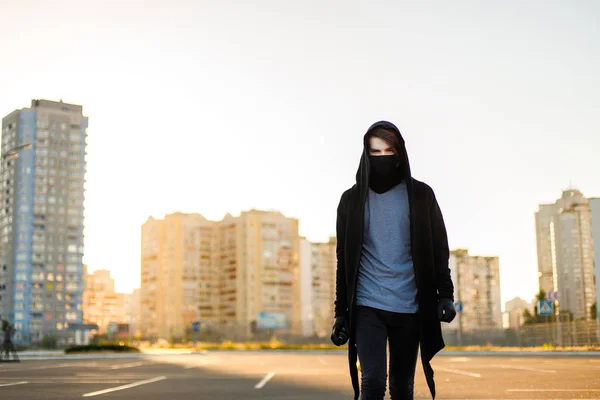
[137,319,600,347]
[441,319,600,347]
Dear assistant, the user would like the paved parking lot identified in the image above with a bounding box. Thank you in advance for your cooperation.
[0,352,599,399]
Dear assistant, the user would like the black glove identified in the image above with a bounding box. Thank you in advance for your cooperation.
[330,316,349,346]
[438,298,457,323]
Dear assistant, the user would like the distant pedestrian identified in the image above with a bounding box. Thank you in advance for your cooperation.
[331,121,456,399]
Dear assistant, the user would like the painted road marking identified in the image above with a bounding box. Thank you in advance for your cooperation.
[5,380,136,384]
[82,376,167,397]
[0,381,27,387]
[319,357,328,365]
[492,364,557,373]
[0,362,98,372]
[75,373,148,377]
[254,372,276,389]
[449,357,470,362]
[0,377,139,384]
[435,367,481,378]
[107,361,146,370]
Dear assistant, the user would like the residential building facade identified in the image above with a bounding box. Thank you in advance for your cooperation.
[140,213,218,340]
[140,210,301,341]
[590,198,600,320]
[535,190,596,320]
[447,249,502,331]
[0,99,87,344]
[82,268,125,334]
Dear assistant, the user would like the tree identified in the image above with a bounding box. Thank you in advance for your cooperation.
[42,335,57,349]
[536,289,547,302]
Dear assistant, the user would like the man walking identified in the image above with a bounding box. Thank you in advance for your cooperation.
[331,121,456,400]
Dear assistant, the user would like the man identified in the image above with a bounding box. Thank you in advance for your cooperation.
[331,121,456,400]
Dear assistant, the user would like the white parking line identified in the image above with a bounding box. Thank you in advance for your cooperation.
[107,361,146,370]
[435,367,481,378]
[448,357,470,362]
[6,380,135,384]
[318,357,328,365]
[254,372,275,389]
[0,362,98,372]
[0,377,136,381]
[492,364,556,374]
[82,376,167,397]
[0,381,27,387]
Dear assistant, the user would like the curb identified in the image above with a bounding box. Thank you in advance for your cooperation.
[15,349,600,360]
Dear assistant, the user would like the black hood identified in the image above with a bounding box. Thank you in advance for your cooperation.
[355,120,412,191]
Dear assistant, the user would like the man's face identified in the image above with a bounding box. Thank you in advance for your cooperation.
[369,137,395,156]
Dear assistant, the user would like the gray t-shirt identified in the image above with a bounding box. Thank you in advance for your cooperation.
[355,182,419,313]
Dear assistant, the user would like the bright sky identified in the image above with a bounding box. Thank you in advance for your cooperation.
[1,1,599,309]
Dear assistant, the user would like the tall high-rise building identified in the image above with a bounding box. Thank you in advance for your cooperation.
[504,297,532,329]
[298,237,338,338]
[0,100,87,344]
[308,237,336,337]
[590,198,600,320]
[217,210,301,338]
[535,189,596,320]
[82,268,125,334]
[124,288,141,338]
[299,238,313,336]
[140,213,218,340]
[448,249,502,331]
[139,210,301,341]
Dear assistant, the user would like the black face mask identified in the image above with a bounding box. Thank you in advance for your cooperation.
[369,155,403,193]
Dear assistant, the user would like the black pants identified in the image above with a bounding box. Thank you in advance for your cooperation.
[355,306,420,400]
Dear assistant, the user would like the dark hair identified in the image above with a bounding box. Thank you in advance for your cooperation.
[367,127,402,154]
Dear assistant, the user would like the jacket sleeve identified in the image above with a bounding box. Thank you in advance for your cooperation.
[430,192,454,301]
[334,192,348,318]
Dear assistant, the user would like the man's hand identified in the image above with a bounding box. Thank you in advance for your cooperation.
[438,298,457,323]
[330,316,349,346]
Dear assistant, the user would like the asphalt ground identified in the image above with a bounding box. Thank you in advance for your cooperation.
[0,352,599,399]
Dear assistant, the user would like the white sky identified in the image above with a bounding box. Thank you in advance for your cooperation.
[1,0,599,308]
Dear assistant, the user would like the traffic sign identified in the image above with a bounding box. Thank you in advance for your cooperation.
[454,301,463,313]
[538,300,554,316]
[546,291,559,302]
[192,321,200,332]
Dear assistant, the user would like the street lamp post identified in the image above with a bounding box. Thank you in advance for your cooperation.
[1,143,32,161]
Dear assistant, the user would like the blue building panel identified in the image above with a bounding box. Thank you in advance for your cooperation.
[13,110,36,344]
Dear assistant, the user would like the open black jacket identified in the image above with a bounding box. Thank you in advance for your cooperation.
[334,121,454,399]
